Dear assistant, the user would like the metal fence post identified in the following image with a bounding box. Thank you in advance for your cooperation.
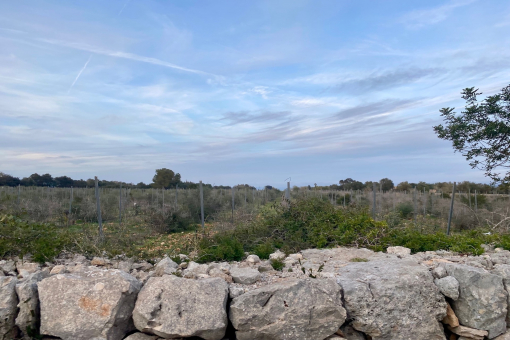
[200,181,205,234]
[119,183,122,224]
[231,186,235,224]
[372,183,376,219]
[94,176,104,242]
[447,182,456,235]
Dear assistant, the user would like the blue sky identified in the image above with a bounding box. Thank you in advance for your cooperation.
[1,0,509,187]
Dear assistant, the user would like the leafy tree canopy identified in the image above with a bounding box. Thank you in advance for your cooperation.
[379,178,394,191]
[434,84,510,184]
[152,168,181,189]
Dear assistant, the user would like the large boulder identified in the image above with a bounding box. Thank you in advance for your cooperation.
[493,264,510,324]
[445,263,507,338]
[15,271,49,339]
[434,276,460,300]
[133,275,228,340]
[229,278,346,340]
[336,259,447,340]
[153,256,178,277]
[230,266,260,284]
[38,270,141,340]
[0,276,18,340]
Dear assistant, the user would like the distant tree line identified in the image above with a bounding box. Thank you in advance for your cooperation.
[2,170,505,193]
[0,168,264,190]
[315,177,507,194]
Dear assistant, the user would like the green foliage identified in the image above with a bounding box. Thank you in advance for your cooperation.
[396,202,414,218]
[460,194,487,207]
[350,257,369,262]
[196,234,245,263]
[379,178,394,191]
[270,258,285,271]
[434,84,510,184]
[336,193,351,205]
[0,215,71,263]
[253,241,274,259]
[152,168,181,189]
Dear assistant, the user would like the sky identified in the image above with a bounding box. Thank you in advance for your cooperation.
[1,0,509,188]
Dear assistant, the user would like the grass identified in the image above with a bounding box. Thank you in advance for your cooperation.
[350,257,369,262]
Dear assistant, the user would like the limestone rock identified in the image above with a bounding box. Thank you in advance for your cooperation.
[492,264,510,324]
[337,259,447,340]
[494,330,510,340]
[183,261,208,277]
[386,246,411,256]
[208,268,233,283]
[246,254,261,264]
[91,257,108,266]
[0,276,18,340]
[132,261,153,272]
[445,263,507,338]
[257,261,273,272]
[432,265,448,279]
[15,271,49,339]
[448,325,488,340]
[133,275,228,340]
[229,286,246,299]
[434,276,460,300]
[123,333,159,340]
[442,303,459,327]
[269,250,286,261]
[38,270,141,340]
[16,262,40,278]
[340,325,366,340]
[113,260,133,273]
[230,266,260,284]
[230,278,346,340]
[0,260,16,275]
[153,256,178,276]
[50,265,67,275]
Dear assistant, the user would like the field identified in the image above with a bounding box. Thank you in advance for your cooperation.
[1,185,510,263]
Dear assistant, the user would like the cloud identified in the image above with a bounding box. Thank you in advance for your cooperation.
[221,110,292,125]
[68,55,92,93]
[400,0,477,29]
[330,99,418,121]
[37,38,215,77]
[330,68,442,94]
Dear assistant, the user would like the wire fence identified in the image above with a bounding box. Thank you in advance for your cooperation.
[1,181,509,233]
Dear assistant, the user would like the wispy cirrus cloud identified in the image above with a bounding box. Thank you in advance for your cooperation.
[400,0,477,29]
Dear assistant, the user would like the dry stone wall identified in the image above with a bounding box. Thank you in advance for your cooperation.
[3,246,510,339]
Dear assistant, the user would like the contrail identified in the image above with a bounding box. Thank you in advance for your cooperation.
[67,55,92,94]
[118,0,131,16]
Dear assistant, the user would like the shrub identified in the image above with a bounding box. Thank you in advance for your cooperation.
[0,215,72,263]
[253,241,274,259]
[270,258,285,271]
[396,202,414,218]
[350,257,368,262]
[196,234,244,263]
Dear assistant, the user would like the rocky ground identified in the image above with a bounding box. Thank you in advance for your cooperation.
[3,245,510,339]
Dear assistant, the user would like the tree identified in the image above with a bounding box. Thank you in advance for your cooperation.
[339,178,364,191]
[433,84,510,184]
[396,181,411,191]
[55,176,74,187]
[379,178,394,192]
[152,168,181,189]
[0,173,20,186]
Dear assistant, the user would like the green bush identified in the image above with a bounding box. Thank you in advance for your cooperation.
[253,241,274,259]
[270,258,284,271]
[0,215,72,263]
[196,234,245,263]
[396,202,414,218]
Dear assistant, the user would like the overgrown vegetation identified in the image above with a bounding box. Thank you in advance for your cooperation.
[3,195,510,264]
